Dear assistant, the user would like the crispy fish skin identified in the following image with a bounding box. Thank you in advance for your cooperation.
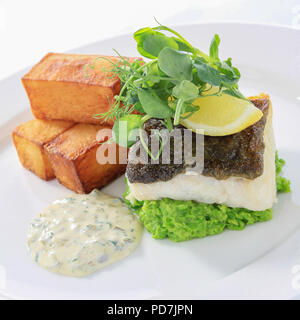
[126,95,276,211]
[127,98,269,184]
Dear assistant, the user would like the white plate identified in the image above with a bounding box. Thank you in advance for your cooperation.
[1,23,300,300]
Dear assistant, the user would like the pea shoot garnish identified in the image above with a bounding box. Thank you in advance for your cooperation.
[87,20,246,150]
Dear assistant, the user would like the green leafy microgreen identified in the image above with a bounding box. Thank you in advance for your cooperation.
[88,20,247,154]
[172,80,199,101]
[139,129,165,161]
[112,114,144,148]
[134,27,178,59]
[209,34,220,61]
[172,80,199,125]
[164,117,173,131]
[195,61,224,86]
[158,47,193,82]
[137,88,173,118]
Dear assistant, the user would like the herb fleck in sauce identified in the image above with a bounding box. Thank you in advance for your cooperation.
[27,190,143,277]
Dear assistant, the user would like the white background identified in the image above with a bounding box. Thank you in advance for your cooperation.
[0,0,300,300]
[0,0,300,80]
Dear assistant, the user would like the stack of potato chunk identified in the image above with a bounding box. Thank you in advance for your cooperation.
[12,53,134,193]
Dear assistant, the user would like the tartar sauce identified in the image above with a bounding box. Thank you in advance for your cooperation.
[27,190,143,277]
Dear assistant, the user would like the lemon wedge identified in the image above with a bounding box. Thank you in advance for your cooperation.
[180,90,263,136]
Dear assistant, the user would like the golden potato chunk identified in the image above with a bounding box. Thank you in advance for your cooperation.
[22,53,139,125]
[12,119,74,180]
[44,123,127,193]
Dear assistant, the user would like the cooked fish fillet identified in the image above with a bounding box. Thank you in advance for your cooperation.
[127,97,269,183]
[127,95,276,211]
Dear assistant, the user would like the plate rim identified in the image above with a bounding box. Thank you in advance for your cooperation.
[1,21,299,300]
[1,21,299,84]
